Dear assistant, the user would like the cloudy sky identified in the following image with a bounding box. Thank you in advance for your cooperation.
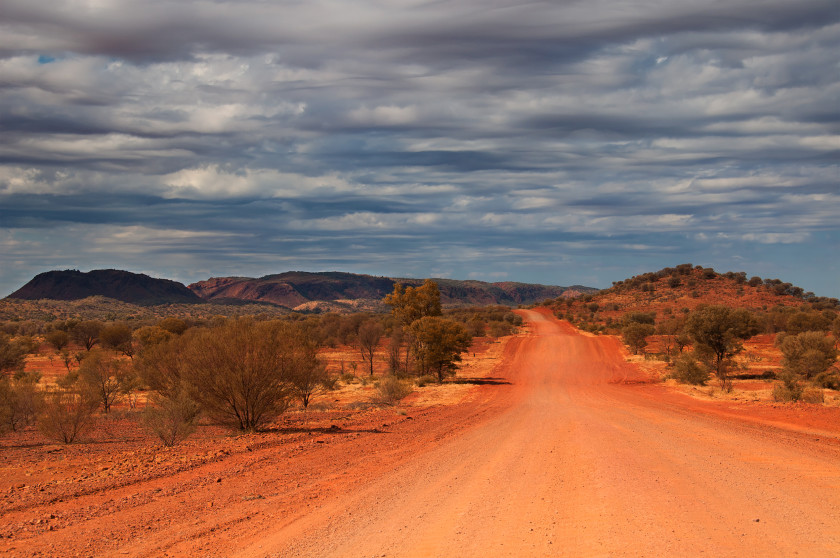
[1,0,838,298]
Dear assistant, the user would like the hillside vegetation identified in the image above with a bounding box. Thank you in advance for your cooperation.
[547,264,839,400]
[550,264,838,334]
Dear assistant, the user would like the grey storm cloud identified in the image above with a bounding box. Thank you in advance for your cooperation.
[0,0,838,297]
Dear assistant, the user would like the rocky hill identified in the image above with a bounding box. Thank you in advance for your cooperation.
[7,269,202,306]
[189,271,593,311]
[550,264,838,331]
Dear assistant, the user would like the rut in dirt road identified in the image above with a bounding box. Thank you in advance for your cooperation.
[249,309,840,557]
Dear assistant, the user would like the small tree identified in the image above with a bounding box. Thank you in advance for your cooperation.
[72,321,103,351]
[135,335,187,397]
[622,322,655,355]
[657,317,686,358]
[120,366,144,409]
[358,319,384,376]
[157,317,189,336]
[285,331,328,411]
[101,323,135,359]
[79,350,125,414]
[409,317,471,383]
[387,329,405,375]
[384,279,442,326]
[772,369,804,402]
[45,330,70,352]
[685,306,760,391]
[133,325,173,350]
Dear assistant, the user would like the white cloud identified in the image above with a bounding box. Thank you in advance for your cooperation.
[741,232,810,244]
[160,165,353,199]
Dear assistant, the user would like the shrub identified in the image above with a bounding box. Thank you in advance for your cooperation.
[178,319,294,431]
[778,331,837,380]
[143,388,200,447]
[801,387,825,404]
[339,372,358,384]
[373,376,413,405]
[78,350,125,414]
[416,374,438,387]
[0,333,27,376]
[772,369,803,402]
[772,384,802,402]
[672,354,709,385]
[38,388,99,443]
[320,374,340,391]
[813,367,840,389]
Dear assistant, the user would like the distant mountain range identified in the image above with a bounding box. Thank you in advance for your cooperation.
[8,269,202,306]
[7,269,596,311]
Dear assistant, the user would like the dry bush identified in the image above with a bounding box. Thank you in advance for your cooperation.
[772,384,801,402]
[801,387,825,404]
[0,373,43,433]
[79,349,125,413]
[671,354,710,385]
[416,374,438,387]
[284,329,327,410]
[373,376,413,406]
[358,319,384,376]
[38,388,99,443]
[320,374,339,391]
[778,331,837,380]
[772,368,803,402]
[143,388,200,447]
[178,319,294,431]
[339,372,358,384]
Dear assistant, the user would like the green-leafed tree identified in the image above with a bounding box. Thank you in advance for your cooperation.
[409,317,472,383]
[685,306,760,391]
[622,322,655,355]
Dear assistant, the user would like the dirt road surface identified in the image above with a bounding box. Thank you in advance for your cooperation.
[242,309,840,557]
[5,309,840,557]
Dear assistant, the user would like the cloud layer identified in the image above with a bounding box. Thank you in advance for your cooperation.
[1,0,838,296]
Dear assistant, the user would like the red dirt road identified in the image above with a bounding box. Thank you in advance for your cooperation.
[245,309,840,557]
[5,309,840,557]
